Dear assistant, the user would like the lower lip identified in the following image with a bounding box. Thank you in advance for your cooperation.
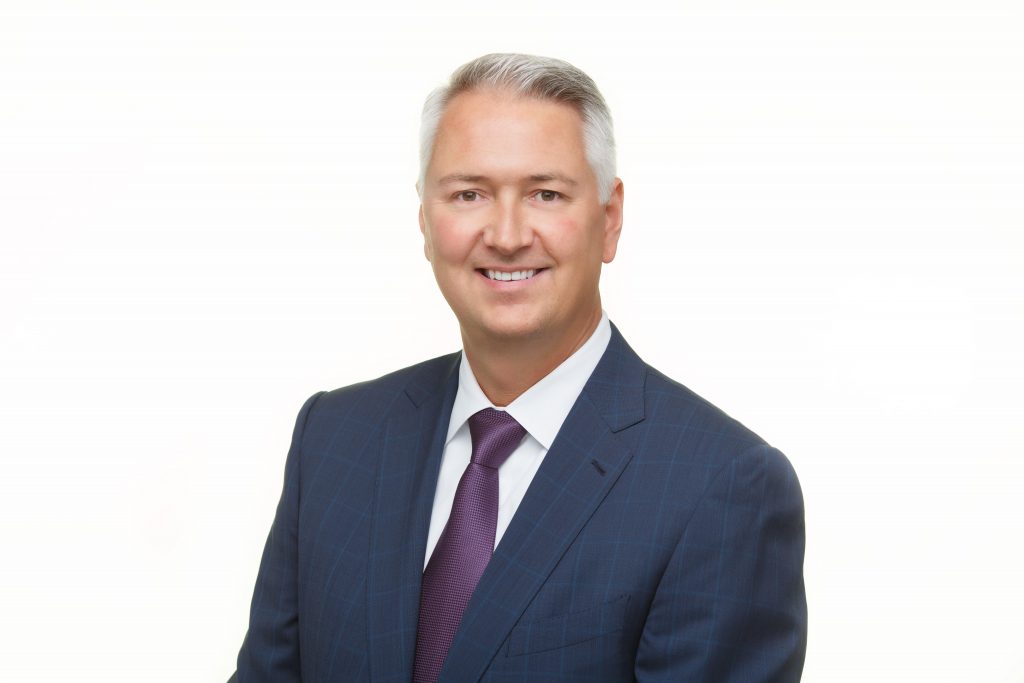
[477,269,547,289]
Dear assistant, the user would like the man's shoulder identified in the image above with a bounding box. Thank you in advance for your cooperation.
[642,364,767,448]
[307,350,461,420]
[610,359,799,495]
[598,326,768,451]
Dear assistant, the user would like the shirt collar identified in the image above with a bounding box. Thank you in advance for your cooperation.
[446,311,612,450]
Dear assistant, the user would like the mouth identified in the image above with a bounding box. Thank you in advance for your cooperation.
[477,268,546,282]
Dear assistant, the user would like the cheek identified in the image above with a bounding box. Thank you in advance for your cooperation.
[424,215,475,263]
[535,215,579,251]
[540,214,604,264]
[432,235,471,266]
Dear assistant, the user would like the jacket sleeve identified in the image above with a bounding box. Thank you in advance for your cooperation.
[635,444,807,682]
[233,391,325,683]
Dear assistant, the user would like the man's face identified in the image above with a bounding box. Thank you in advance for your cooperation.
[419,89,623,351]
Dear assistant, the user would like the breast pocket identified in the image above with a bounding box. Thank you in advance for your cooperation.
[506,593,630,657]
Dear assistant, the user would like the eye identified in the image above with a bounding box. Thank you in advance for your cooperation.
[535,190,561,202]
[454,190,480,202]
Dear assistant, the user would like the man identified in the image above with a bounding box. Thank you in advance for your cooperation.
[234,53,806,682]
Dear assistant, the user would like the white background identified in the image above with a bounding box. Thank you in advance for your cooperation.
[2,1,1022,680]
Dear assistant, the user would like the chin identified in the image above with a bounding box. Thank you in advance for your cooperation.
[467,312,548,342]
[480,321,543,340]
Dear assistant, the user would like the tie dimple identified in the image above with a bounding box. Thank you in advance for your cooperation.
[468,408,527,469]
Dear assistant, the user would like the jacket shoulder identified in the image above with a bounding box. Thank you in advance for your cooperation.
[303,351,460,433]
[640,364,781,465]
[636,364,802,527]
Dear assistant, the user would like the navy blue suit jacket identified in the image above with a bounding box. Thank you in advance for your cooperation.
[235,326,807,681]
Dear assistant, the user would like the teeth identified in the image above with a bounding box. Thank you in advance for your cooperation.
[486,269,537,281]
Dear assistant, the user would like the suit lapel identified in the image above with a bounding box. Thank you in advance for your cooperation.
[438,326,647,682]
[367,353,460,683]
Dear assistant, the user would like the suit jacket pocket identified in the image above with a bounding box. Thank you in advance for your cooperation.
[506,593,630,657]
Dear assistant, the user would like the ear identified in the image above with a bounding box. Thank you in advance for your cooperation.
[601,178,624,263]
[419,204,432,261]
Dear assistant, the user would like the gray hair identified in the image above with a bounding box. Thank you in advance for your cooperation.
[418,53,617,203]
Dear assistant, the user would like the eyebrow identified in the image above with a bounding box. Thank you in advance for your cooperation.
[528,173,578,186]
[437,173,486,185]
[437,172,578,186]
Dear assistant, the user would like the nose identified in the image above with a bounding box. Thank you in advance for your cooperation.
[482,197,533,254]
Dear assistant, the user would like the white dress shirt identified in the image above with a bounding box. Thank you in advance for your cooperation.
[423,312,612,569]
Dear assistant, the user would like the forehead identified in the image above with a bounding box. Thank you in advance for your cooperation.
[429,89,589,177]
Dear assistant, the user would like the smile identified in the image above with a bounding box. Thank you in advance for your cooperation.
[481,268,542,282]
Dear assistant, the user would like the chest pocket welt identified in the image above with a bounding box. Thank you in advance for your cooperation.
[506,593,630,657]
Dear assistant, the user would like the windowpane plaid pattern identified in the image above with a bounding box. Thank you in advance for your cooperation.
[234,325,806,682]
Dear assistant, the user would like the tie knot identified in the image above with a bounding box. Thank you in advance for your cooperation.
[467,408,526,470]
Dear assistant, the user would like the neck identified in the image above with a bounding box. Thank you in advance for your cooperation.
[462,307,603,407]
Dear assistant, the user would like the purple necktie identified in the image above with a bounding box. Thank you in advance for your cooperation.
[412,408,527,683]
